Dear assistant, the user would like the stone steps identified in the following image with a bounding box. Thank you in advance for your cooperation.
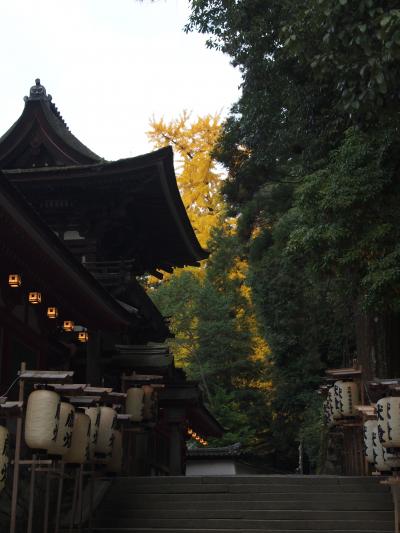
[92,475,393,532]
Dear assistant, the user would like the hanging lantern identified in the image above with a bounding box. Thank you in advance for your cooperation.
[8,274,21,288]
[47,307,58,319]
[48,402,75,456]
[78,331,89,343]
[363,420,376,464]
[142,385,156,421]
[334,380,359,417]
[0,426,9,495]
[188,428,193,435]
[95,406,117,457]
[382,397,400,448]
[85,406,100,460]
[126,387,144,422]
[63,320,74,332]
[28,292,42,304]
[64,412,91,464]
[107,430,123,473]
[376,397,390,447]
[25,390,60,450]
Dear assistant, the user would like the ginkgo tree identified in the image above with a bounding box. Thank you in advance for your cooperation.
[148,111,223,248]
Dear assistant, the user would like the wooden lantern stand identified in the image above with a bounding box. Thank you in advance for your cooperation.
[323,363,366,475]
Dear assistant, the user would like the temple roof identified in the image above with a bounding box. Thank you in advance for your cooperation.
[0,79,102,168]
[5,147,208,273]
[0,80,208,274]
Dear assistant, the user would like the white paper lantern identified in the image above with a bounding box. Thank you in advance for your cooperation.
[142,385,156,421]
[328,386,341,420]
[48,402,75,456]
[64,412,90,464]
[95,406,117,457]
[85,406,100,460]
[363,420,376,464]
[372,423,400,471]
[25,390,60,450]
[376,397,390,446]
[0,426,9,494]
[334,381,359,417]
[107,430,123,473]
[126,388,144,422]
[383,397,400,448]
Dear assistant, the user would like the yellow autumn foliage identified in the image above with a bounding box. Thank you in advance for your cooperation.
[148,111,223,248]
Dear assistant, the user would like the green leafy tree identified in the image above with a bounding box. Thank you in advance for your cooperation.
[187,0,400,467]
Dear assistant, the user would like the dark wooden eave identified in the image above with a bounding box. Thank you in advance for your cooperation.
[5,147,208,273]
[0,172,169,336]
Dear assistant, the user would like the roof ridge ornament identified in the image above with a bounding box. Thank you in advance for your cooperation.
[24,78,52,102]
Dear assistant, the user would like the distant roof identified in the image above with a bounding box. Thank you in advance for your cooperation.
[188,443,242,458]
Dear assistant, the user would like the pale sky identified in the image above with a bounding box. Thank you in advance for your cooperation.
[0,0,241,160]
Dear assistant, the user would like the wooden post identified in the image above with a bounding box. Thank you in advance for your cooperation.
[26,453,37,533]
[78,464,84,533]
[43,468,51,533]
[69,468,80,533]
[393,484,400,533]
[54,461,65,533]
[10,361,25,533]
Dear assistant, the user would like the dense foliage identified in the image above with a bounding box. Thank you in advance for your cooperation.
[148,115,271,453]
[187,0,400,467]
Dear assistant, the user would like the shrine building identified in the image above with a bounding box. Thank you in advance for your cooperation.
[0,79,222,476]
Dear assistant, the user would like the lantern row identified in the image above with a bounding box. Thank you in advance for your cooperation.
[187,428,208,446]
[0,383,161,497]
[8,274,89,342]
[323,381,400,472]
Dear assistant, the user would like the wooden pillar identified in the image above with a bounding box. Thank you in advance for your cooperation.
[166,408,185,476]
[86,330,101,386]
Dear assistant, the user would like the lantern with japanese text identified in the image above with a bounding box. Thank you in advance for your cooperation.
[47,402,75,456]
[95,406,117,457]
[64,411,90,464]
[376,397,390,447]
[85,406,100,460]
[107,430,123,473]
[382,397,400,449]
[327,386,341,420]
[126,387,144,422]
[363,420,376,464]
[0,426,9,494]
[334,381,359,417]
[372,422,400,471]
[25,389,60,450]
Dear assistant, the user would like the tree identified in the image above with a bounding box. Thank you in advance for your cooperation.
[148,112,223,248]
[187,0,400,467]
[147,111,271,452]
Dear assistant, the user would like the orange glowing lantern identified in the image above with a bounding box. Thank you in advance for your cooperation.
[78,331,89,343]
[8,274,21,287]
[47,307,58,319]
[29,292,41,304]
[63,320,74,332]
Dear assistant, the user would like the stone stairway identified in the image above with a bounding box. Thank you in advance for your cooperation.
[91,475,394,533]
